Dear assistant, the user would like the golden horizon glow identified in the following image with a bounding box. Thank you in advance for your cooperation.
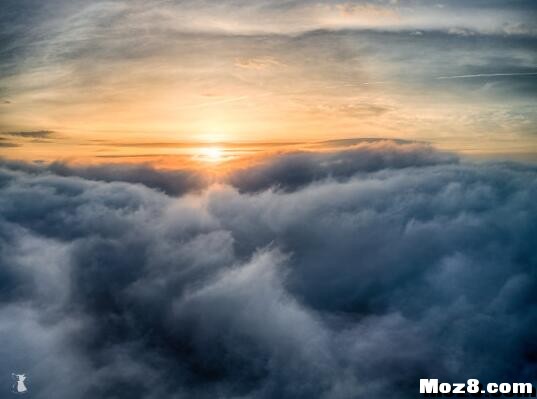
[200,147,224,162]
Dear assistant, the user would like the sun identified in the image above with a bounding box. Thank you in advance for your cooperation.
[200,146,223,162]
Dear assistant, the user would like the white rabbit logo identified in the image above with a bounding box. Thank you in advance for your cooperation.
[11,373,28,394]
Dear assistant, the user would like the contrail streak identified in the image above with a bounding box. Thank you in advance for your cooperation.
[436,72,537,80]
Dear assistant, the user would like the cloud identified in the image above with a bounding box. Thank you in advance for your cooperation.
[0,139,19,147]
[0,142,536,398]
[0,159,208,197]
[47,162,208,196]
[1,130,54,138]
[437,72,537,80]
[229,140,458,192]
[1,3,536,148]
[235,56,285,70]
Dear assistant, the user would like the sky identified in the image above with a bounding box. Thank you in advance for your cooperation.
[1,3,537,398]
[1,0,537,164]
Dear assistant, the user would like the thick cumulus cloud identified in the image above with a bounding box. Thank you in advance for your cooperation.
[0,159,207,196]
[0,142,536,398]
[229,140,458,192]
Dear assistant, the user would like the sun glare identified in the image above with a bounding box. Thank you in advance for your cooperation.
[201,146,223,162]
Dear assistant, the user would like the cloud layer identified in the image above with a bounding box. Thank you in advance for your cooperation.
[0,141,536,398]
[229,140,458,192]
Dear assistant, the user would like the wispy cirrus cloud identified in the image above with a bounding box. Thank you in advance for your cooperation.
[0,139,19,147]
[437,71,537,80]
[0,0,536,160]
[235,56,285,70]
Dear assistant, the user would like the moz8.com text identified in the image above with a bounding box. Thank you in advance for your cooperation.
[420,379,536,397]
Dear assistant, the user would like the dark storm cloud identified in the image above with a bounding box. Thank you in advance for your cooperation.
[0,141,536,398]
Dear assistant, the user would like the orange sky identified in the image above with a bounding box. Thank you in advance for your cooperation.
[1,0,537,166]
